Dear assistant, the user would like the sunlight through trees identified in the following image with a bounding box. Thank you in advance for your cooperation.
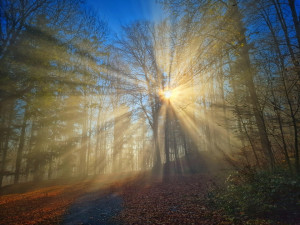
[0,0,299,188]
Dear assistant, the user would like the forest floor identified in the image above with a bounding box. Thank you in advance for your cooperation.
[0,172,287,225]
[0,173,134,225]
[62,173,231,225]
[116,173,231,225]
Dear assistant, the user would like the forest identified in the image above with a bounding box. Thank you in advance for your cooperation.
[0,0,300,224]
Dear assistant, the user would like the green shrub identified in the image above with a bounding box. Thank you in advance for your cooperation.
[207,167,300,223]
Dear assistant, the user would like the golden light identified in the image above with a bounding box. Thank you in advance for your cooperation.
[164,90,173,99]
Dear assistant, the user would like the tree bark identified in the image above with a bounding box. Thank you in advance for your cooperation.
[0,101,14,187]
[164,101,170,178]
[14,105,28,184]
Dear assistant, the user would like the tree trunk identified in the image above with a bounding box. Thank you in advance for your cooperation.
[172,121,181,174]
[272,0,300,79]
[14,105,28,184]
[80,103,88,176]
[288,0,300,49]
[0,101,14,187]
[164,102,170,178]
[86,105,93,175]
[25,121,36,181]
[261,5,295,172]
[152,105,162,172]
[227,51,260,167]
[94,106,102,175]
[232,0,275,168]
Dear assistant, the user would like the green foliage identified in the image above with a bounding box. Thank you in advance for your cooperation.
[207,167,300,223]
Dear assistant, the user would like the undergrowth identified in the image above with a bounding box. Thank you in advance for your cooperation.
[207,166,300,224]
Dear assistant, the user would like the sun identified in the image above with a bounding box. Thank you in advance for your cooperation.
[164,90,173,99]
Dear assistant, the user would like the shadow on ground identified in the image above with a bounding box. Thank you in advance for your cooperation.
[62,190,123,225]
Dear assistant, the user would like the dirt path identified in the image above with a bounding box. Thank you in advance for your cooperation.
[62,191,123,225]
[60,174,229,225]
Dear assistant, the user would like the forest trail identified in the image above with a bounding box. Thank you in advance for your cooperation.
[0,174,136,225]
[61,173,230,225]
[62,191,122,225]
[0,172,282,224]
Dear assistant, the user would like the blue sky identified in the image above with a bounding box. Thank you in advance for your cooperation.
[87,0,164,34]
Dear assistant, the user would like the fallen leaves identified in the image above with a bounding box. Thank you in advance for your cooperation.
[117,174,231,225]
[0,173,270,224]
[0,173,142,225]
[0,183,87,225]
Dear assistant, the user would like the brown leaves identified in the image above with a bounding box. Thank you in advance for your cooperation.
[0,183,88,225]
[0,174,230,224]
[0,173,142,225]
[117,174,230,225]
